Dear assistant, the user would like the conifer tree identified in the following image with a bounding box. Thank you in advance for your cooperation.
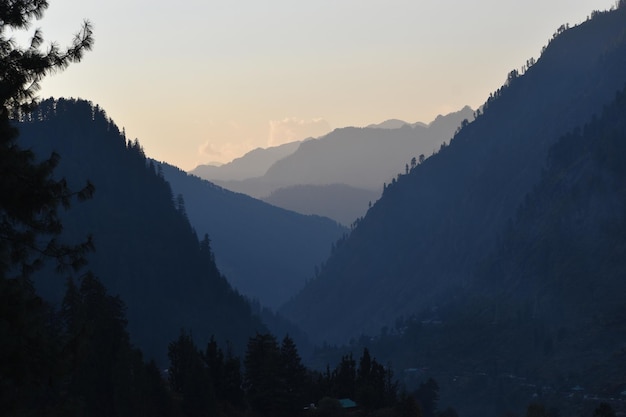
[244,333,282,416]
[0,0,94,278]
[0,2,93,414]
[280,335,309,414]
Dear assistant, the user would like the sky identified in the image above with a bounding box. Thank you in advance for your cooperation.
[26,0,617,170]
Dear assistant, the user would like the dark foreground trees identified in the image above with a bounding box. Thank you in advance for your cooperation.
[0,1,95,414]
[0,0,94,279]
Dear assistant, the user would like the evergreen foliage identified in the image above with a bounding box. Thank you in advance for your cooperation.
[0,0,93,279]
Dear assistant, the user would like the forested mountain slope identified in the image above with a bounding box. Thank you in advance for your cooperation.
[17,98,266,363]
[281,6,626,343]
[159,163,347,309]
[313,84,626,417]
[477,83,626,348]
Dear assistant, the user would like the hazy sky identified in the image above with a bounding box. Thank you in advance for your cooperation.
[29,0,615,170]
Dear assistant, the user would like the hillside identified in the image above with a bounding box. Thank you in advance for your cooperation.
[17,98,267,364]
[159,163,347,309]
[478,82,626,379]
[280,6,626,344]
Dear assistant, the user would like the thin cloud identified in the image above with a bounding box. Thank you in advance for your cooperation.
[198,141,222,158]
[268,117,331,147]
[197,139,256,165]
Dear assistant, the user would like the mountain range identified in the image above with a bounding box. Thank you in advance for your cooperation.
[191,141,301,182]
[192,107,473,225]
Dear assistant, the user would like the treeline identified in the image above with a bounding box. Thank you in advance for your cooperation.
[1,273,171,416]
[3,269,441,417]
[169,330,408,417]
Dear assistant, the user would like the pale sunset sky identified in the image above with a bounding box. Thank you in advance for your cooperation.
[30,0,615,170]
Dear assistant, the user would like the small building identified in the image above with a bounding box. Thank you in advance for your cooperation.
[339,398,357,409]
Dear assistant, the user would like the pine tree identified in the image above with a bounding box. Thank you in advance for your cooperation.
[332,353,356,399]
[0,0,94,278]
[280,335,309,414]
[168,331,215,417]
[244,333,282,417]
[0,2,93,414]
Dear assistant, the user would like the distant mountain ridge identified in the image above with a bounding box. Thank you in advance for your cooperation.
[191,141,301,182]
[280,6,626,344]
[207,106,474,199]
[189,108,472,226]
[259,106,474,191]
[366,119,425,129]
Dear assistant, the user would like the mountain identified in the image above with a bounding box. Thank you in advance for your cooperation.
[190,141,301,181]
[367,119,412,129]
[312,83,626,417]
[260,106,474,191]
[158,163,347,309]
[207,106,474,199]
[280,6,626,344]
[17,98,267,364]
[475,82,626,373]
[262,184,380,226]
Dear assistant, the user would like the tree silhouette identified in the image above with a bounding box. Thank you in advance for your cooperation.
[0,0,94,278]
[414,378,439,417]
[280,335,310,414]
[244,333,282,416]
[0,3,93,414]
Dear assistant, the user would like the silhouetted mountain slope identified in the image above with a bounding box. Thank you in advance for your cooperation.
[262,184,380,226]
[478,84,626,332]
[158,163,347,309]
[16,98,266,364]
[337,84,626,417]
[210,107,474,199]
[280,6,626,344]
[190,141,301,182]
